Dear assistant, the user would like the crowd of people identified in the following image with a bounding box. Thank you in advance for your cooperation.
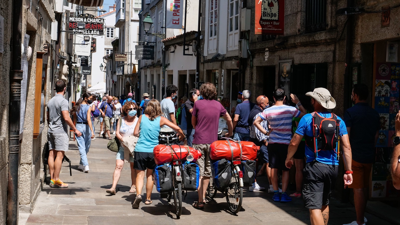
[46,80,400,225]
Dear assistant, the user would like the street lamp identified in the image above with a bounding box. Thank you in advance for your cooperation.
[143,15,153,34]
[100,63,105,72]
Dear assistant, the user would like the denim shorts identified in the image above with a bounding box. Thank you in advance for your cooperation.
[116,145,134,162]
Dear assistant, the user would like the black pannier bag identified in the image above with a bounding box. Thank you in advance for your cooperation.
[211,159,232,190]
[241,160,256,186]
[154,164,173,192]
[182,162,200,190]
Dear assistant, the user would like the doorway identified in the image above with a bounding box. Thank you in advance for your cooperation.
[230,70,240,110]
[256,66,276,102]
[178,73,187,98]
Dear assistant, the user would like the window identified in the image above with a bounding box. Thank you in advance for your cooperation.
[209,0,218,38]
[106,49,113,55]
[107,28,114,38]
[305,0,326,33]
[229,0,239,32]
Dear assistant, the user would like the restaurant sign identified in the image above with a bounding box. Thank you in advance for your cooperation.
[69,14,104,35]
[255,0,284,35]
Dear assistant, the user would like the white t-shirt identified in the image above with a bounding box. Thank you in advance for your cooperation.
[160,98,175,131]
[114,103,122,116]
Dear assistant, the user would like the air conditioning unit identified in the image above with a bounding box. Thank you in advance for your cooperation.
[145,0,151,5]
[238,39,248,58]
[240,8,251,31]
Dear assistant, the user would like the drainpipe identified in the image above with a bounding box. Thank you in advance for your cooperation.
[7,0,23,224]
[195,0,202,88]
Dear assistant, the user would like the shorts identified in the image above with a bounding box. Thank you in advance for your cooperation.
[134,152,156,170]
[48,132,69,151]
[303,161,338,209]
[193,144,212,177]
[116,145,134,163]
[293,141,306,159]
[99,117,104,123]
[268,143,289,171]
[104,117,111,131]
[258,144,269,164]
[348,160,372,189]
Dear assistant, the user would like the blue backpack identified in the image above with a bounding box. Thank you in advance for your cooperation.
[92,105,100,117]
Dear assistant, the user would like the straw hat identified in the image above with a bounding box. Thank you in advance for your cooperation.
[306,88,336,109]
[143,93,150,97]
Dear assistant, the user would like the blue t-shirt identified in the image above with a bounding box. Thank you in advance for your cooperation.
[234,101,254,134]
[99,102,113,118]
[123,98,136,106]
[135,116,161,153]
[344,103,380,164]
[295,112,348,165]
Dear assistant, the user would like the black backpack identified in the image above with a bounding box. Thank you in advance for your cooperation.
[143,99,150,111]
[305,112,341,159]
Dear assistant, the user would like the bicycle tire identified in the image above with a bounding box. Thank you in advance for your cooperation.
[173,182,182,219]
[226,174,243,214]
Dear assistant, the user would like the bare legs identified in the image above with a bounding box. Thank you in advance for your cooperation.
[130,162,137,192]
[108,159,124,191]
[265,163,272,185]
[294,159,304,194]
[310,205,329,225]
[354,188,368,225]
[198,176,210,203]
[48,150,65,181]
[136,169,154,201]
[271,168,289,192]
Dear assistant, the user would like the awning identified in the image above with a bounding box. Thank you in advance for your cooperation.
[87,82,106,94]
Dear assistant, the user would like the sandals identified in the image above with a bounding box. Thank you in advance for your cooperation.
[144,199,152,205]
[132,194,142,209]
[192,201,205,210]
[106,188,116,195]
[129,186,137,193]
[54,179,68,188]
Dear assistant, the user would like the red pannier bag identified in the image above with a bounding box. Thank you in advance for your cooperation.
[153,145,202,165]
[210,140,259,161]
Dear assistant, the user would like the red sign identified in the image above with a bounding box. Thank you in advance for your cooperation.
[255,0,284,35]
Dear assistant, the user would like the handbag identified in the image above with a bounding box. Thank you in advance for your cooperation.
[107,137,120,152]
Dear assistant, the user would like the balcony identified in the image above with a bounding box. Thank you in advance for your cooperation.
[115,0,125,27]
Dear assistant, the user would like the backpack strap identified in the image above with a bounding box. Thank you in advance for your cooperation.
[311,112,319,159]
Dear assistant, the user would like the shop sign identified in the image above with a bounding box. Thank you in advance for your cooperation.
[115,53,127,62]
[135,45,154,60]
[255,0,285,35]
[82,66,91,75]
[69,14,104,35]
[80,56,89,66]
[166,0,183,29]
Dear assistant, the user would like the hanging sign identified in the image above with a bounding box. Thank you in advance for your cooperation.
[255,0,285,35]
[82,66,91,75]
[69,14,104,35]
[135,45,154,60]
[166,0,183,29]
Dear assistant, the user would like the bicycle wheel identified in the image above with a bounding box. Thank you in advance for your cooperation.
[226,174,243,214]
[206,181,217,200]
[173,181,182,219]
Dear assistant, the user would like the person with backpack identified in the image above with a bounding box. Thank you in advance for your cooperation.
[140,93,150,115]
[253,88,307,203]
[285,87,353,225]
[123,93,136,106]
[184,89,200,146]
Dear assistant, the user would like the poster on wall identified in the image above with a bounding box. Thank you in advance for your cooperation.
[375,80,391,97]
[391,63,400,79]
[255,0,285,35]
[372,180,387,198]
[386,42,398,63]
[166,0,183,29]
[390,80,399,97]
[375,97,389,113]
[376,63,391,79]
[376,130,388,147]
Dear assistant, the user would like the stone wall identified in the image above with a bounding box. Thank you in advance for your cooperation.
[0,0,13,223]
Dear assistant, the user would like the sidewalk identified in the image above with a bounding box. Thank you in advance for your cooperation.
[22,130,392,225]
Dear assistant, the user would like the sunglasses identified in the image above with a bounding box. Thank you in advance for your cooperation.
[127,108,136,111]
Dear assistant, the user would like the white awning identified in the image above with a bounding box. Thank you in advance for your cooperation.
[87,82,106,94]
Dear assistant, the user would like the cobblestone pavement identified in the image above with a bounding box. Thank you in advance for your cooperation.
[23,130,392,225]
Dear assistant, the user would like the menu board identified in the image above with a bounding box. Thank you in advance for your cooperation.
[373,63,400,198]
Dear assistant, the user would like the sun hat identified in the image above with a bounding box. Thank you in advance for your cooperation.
[306,88,336,109]
[128,93,133,97]
[143,93,150,97]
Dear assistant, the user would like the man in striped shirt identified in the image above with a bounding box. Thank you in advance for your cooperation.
[254,88,306,202]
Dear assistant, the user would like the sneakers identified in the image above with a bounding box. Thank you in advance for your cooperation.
[249,182,265,192]
[280,192,292,203]
[100,131,104,135]
[343,217,367,225]
[49,179,56,188]
[54,179,68,188]
[78,164,84,171]
[113,131,116,135]
[132,194,142,209]
[84,165,89,173]
[289,192,302,198]
[272,192,281,202]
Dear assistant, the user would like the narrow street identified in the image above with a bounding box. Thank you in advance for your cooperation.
[20,127,390,225]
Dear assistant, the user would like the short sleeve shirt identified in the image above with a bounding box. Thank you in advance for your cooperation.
[114,103,122,116]
[161,98,176,130]
[234,101,254,134]
[260,105,300,144]
[100,102,113,118]
[184,99,194,130]
[296,112,348,165]
[192,100,226,144]
[47,94,69,134]
[344,103,380,163]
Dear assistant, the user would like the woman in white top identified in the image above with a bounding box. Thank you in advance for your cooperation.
[113,97,122,135]
[106,101,139,195]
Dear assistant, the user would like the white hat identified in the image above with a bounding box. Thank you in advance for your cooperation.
[306,88,336,109]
